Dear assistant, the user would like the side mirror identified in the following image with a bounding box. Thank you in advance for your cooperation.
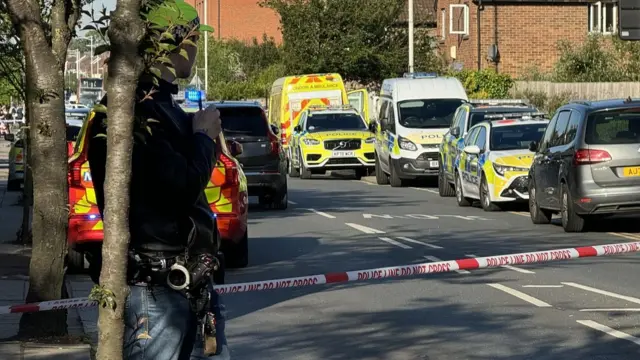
[463,145,481,155]
[270,124,279,135]
[368,121,377,133]
[528,141,538,152]
[228,140,243,156]
[4,133,15,142]
[293,125,302,133]
[450,127,461,138]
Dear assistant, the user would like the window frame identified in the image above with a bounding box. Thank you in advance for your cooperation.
[441,8,446,40]
[475,126,488,151]
[589,1,618,34]
[449,4,470,35]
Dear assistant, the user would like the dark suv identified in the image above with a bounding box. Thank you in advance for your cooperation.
[528,99,640,232]
[207,101,288,210]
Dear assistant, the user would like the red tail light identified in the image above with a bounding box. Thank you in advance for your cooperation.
[67,142,74,157]
[574,149,612,165]
[280,124,287,145]
[219,153,239,186]
[68,153,87,187]
[269,131,281,155]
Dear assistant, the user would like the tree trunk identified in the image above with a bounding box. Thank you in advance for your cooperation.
[96,0,144,359]
[21,106,33,246]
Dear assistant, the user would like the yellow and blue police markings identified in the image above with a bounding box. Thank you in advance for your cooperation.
[297,129,376,168]
[440,136,465,176]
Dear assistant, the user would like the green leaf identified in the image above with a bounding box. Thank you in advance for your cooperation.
[199,24,214,33]
[93,133,107,139]
[92,104,107,113]
[181,39,197,47]
[161,32,175,41]
[149,67,162,78]
[134,131,147,144]
[176,2,199,22]
[179,48,189,60]
[166,66,176,77]
[94,44,110,56]
[156,56,172,64]
[81,25,97,31]
[159,43,177,52]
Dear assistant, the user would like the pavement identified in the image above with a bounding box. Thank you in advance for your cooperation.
[0,139,92,360]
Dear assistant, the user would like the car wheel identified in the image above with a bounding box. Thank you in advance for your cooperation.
[480,176,501,211]
[66,247,85,274]
[288,156,300,178]
[389,158,404,187]
[353,169,365,180]
[7,179,21,192]
[529,179,552,224]
[561,183,586,232]
[226,231,249,268]
[455,172,471,207]
[299,149,312,179]
[271,182,288,210]
[438,161,455,197]
[375,154,389,185]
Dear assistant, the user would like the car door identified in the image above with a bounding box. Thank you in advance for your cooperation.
[374,100,389,164]
[540,110,571,208]
[379,100,395,172]
[347,89,369,123]
[465,126,487,197]
[532,115,558,208]
[448,108,467,178]
[459,127,479,192]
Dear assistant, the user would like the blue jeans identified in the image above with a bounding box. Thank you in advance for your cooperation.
[123,282,229,360]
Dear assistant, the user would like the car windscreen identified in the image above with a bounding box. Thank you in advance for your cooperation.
[66,125,82,142]
[219,107,268,137]
[397,99,465,129]
[306,113,367,132]
[585,109,640,145]
[490,123,547,151]
[469,109,537,129]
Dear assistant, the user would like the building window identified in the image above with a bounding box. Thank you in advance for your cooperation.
[589,1,618,34]
[449,4,470,35]
[441,8,446,40]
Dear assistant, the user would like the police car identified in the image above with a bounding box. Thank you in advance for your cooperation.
[453,114,549,211]
[439,99,540,197]
[288,105,374,180]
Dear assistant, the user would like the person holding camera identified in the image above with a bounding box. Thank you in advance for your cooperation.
[85,15,230,360]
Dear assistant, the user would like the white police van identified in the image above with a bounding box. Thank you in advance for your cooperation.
[369,72,468,187]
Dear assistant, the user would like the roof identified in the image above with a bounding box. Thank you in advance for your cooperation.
[469,106,537,113]
[381,76,468,101]
[396,0,436,25]
[490,118,550,128]
[471,0,593,4]
[565,98,640,111]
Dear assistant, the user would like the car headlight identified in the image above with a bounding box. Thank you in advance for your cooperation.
[302,138,320,146]
[398,136,417,151]
[364,137,375,144]
[493,163,529,176]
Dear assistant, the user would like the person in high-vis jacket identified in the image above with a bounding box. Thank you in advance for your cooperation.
[86,15,231,360]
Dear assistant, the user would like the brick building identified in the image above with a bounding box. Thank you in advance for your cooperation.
[186,0,282,43]
[436,0,618,77]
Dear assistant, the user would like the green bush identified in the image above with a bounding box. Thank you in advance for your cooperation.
[450,69,514,99]
[511,89,575,115]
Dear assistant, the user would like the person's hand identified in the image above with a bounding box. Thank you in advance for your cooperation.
[192,104,222,140]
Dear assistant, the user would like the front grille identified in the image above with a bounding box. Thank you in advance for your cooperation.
[324,139,361,150]
[326,158,360,165]
[511,176,529,193]
[417,152,439,161]
[364,152,375,160]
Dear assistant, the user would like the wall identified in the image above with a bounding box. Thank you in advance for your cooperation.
[512,81,640,99]
[436,1,588,77]
[187,0,282,44]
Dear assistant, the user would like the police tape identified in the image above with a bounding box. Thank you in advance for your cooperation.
[1,240,639,314]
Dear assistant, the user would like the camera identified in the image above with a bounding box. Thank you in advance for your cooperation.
[167,254,218,292]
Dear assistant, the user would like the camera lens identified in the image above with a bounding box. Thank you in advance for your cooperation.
[168,269,187,288]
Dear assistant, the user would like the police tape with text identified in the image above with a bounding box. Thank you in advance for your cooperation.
[1,240,638,314]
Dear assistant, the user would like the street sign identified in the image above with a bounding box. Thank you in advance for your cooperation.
[619,0,640,40]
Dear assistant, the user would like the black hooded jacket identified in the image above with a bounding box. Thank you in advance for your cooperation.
[85,77,218,283]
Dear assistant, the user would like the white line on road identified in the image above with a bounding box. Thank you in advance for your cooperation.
[562,282,640,305]
[580,308,640,312]
[287,200,297,205]
[522,285,564,288]
[306,208,336,219]
[487,283,552,307]
[508,211,530,217]
[353,180,374,185]
[577,320,640,346]
[397,236,443,249]
[609,232,640,241]
[378,237,412,249]
[345,223,386,234]
[466,254,535,274]
[424,256,469,274]
[409,187,439,194]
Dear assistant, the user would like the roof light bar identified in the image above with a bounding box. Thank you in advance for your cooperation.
[483,111,547,120]
[402,72,438,79]
[470,99,530,106]
[308,104,355,111]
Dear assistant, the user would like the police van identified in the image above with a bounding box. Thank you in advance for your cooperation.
[369,72,468,187]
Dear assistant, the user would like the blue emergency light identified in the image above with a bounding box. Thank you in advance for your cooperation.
[403,72,438,79]
[185,89,205,102]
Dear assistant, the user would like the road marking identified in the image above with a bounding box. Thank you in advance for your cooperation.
[580,308,640,312]
[522,285,564,288]
[508,211,529,217]
[609,232,640,241]
[287,200,297,205]
[345,223,385,234]
[487,283,552,307]
[353,180,374,185]
[424,256,469,274]
[306,208,336,219]
[577,320,640,346]
[378,237,412,249]
[397,236,443,249]
[562,282,640,305]
[410,187,439,194]
[467,254,535,274]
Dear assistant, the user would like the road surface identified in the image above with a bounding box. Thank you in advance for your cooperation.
[223,174,640,360]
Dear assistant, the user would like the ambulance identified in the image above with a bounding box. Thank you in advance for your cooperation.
[268,73,370,164]
[369,72,468,187]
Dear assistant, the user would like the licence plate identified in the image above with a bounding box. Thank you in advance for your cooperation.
[429,160,439,168]
[333,151,355,157]
[623,166,640,177]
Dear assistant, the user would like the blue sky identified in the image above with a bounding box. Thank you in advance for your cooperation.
[80,0,116,33]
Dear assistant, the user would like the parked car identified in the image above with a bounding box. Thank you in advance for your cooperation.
[528,99,640,232]
[199,100,288,210]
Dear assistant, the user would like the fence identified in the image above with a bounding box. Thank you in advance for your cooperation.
[512,81,640,100]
